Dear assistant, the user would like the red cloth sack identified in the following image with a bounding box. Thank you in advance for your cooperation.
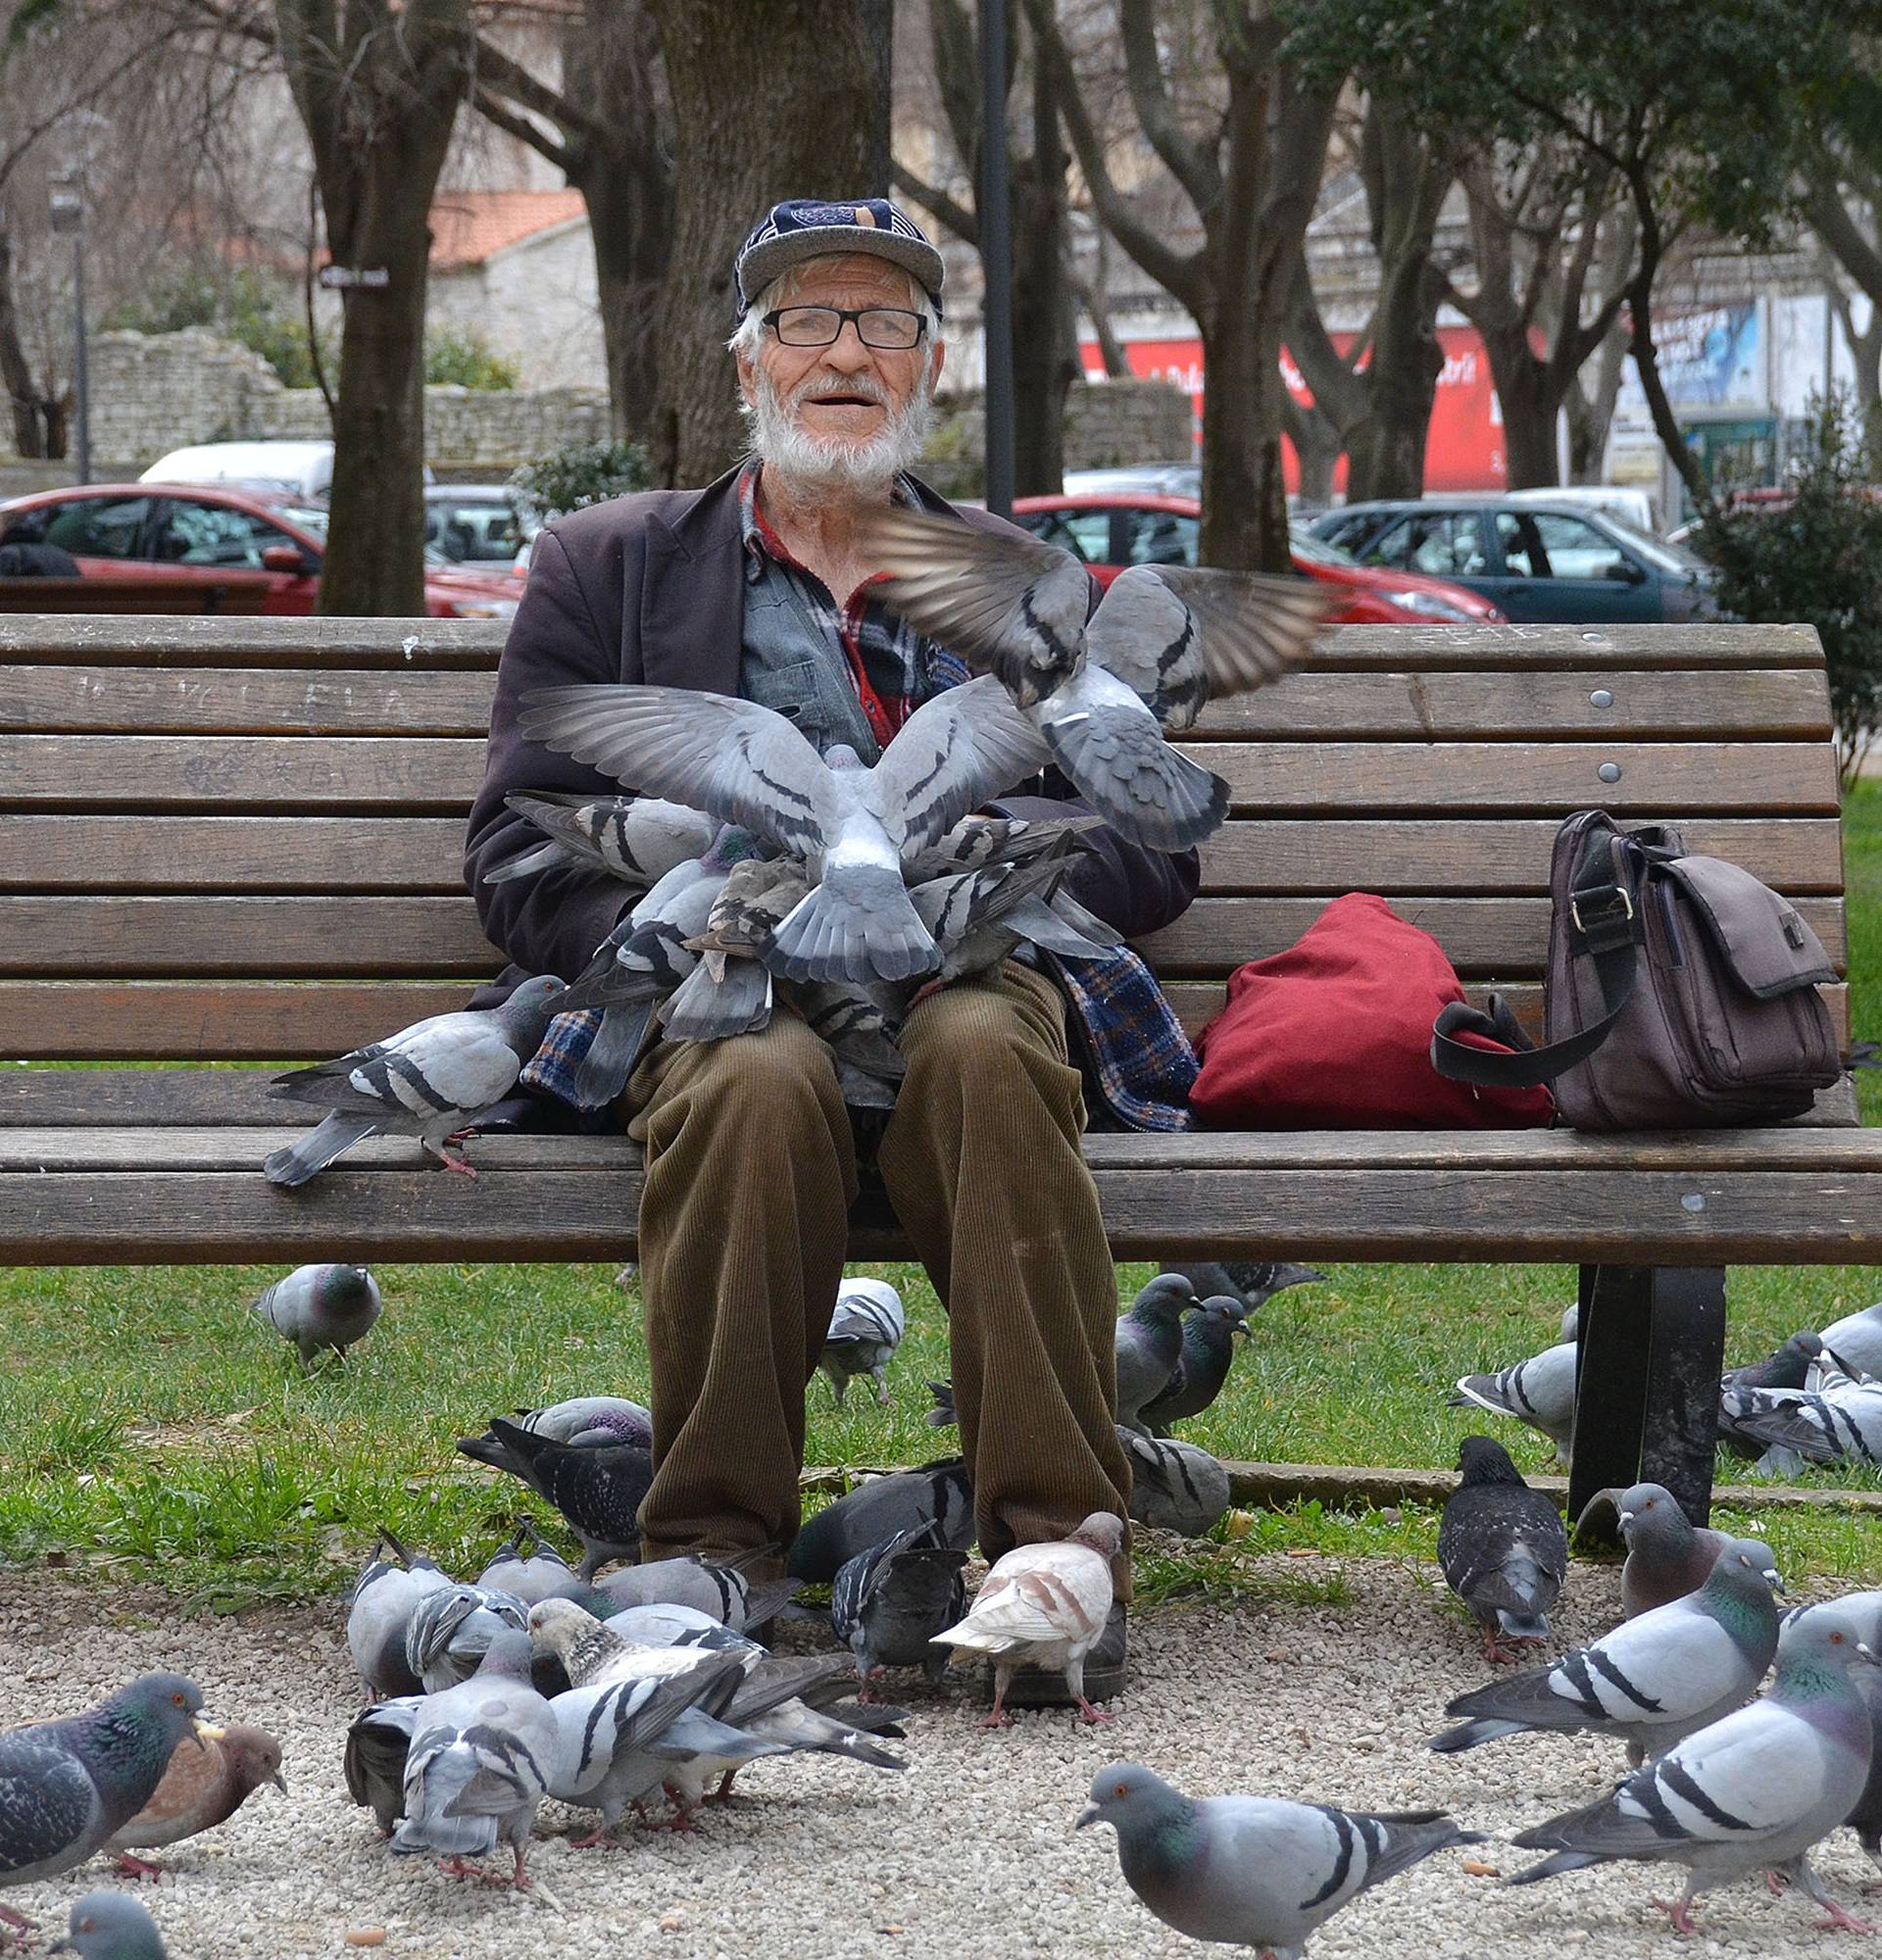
[1189,892,1555,1129]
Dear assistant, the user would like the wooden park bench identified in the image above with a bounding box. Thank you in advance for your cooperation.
[0,577,269,615]
[1,612,1875,1529]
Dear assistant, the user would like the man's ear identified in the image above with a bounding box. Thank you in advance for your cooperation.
[926,337,945,395]
[735,345,758,407]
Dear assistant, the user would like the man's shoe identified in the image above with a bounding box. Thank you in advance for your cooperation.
[977,1602,1127,1710]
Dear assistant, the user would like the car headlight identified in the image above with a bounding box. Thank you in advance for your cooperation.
[1380,587,1476,621]
[447,598,519,620]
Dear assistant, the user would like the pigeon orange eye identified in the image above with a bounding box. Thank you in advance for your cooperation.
[1114,1782,1129,1796]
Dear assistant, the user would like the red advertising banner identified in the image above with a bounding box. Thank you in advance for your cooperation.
[1079,326,1507,492]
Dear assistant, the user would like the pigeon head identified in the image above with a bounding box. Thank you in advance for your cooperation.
[1130,1274,1198,1325]
[316,1264,374,1306]
[1196,1296,1252,1341]
[476,1628,537,1680]
[501,974,568,1028]
[1076,1760,1195,1840]
[1068,1512,1128,1560]
[1774,1600,1882,1686]
[825,745,865,772]
[1613,1481,1689,1543]
[1454,1434,1524,1486]
[1703,1538,1782,1599]
[218,1723,287,1798]
[525,1596,602,1659]
[48,1891,167,1960]
[90,1675,209,1789]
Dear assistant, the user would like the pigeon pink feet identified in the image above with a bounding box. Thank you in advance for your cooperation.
[1814,1898,1877,1935]
[1075,1698,1115,1725]
[114,1852,166,1881]
[1650,1896,1700,1936]
[0,1904,32,1949]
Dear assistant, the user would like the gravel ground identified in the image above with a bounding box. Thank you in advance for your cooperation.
[1,1555,1877,1960]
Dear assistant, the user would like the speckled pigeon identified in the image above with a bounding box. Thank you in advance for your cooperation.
[459,1419,651,1577]
[1160,1260,1324,1319]
[1114,1273,1201,1436]
[264,973,565,1185]
[1447,1334,1577,1463]
[1437,1435,1566,1662]
[1117,1429,1232,1539]
[862,510,1331,851]
[346,1531,453,1702]
[0,1673,206,1940]
[788,1457,975,1585]
[390,1631,556,1886]
[1511,1600,1881,1936]
[47,1891,167,1960]
[1432,1537,1781,1766]
[830,1519,968,1690]
[1078,1760,1482,1960]
[248,1263,381,1366]
[1140,1296,1251,1433]
[1609,1481,1731,1619]
[934,1512,1126,1728]
[485,792,715,888]
[520,674,1053,984]
[818,1277,906,1407]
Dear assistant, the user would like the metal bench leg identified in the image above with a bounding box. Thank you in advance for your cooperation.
[1566,1263,1725,1538]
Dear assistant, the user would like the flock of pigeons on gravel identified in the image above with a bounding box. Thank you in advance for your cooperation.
[261,516,1331,1183]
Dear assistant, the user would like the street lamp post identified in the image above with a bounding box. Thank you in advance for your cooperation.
[47,172,89,484]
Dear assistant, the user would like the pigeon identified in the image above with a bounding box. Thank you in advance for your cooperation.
[780,974,908,1108]
[830,1520,969,1690]
[1718,1348,1882,1471]
[660,854,813,1044]
[1117,1429,1232,1539]
[1437,1435,1567,1662]
[457,1418,652,1576]
[1609,1481,1731,1618]
[390,1631,557,1886]
[0,1673,206,1940]
[247,1263,381,1366]
[788,1458,975,1585]
[484,792,716,887]
[263,972,565,1184]
[1447,1336,1578,1462]
[1834,1590,1882,1882]
[863,513,1331,850]
[902,809,1103,882]
[1430,1538,1782,1766]
[1077,1760,1482,1960]
[908,854,1121,984]
[1716,1332,1824,1458]
[1139,1296,1251,1433]
[346,1531,454,1701]
[104,1723,284,1878]
[589,1549,796,1634]
[934,1511,1126,1727]
[1114,1273,1200,1435]
[1510,1600,1882,1936]
[1159,1260,1325,1319]
[518,673,1053,983]
[47,1892,167,1960]
[1817,1300,1882,1381]
[404,1583,530,1694]
[818,1277,906,1407]
[475,1519,588,1606]
[502,1396,654,1450]
[343,1696,420,1836]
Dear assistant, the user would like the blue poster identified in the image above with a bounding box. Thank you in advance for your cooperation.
[1654,304,1759,407]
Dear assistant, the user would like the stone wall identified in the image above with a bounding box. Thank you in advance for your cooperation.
[919,377,1193,499]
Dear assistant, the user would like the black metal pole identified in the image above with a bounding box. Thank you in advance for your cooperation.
[72,221,90,485]
[978,0,1015,516]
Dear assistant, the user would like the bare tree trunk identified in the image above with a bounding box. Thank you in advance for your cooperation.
[1013,47,1074,493]
[1284,391,1341,504]
[1622,168,1709,514]
[0,229,49,458]
[646,0,889,485]
[580,156,670,440]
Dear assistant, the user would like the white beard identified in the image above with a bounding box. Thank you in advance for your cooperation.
[744,365,934,497]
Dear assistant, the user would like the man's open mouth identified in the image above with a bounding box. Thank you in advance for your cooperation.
[808,393,879,408]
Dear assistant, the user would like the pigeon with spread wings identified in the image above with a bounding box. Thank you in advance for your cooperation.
[858,509,1332,852]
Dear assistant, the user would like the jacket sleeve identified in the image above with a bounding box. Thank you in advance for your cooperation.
[463,527,639,982]
[990,789,1202,941]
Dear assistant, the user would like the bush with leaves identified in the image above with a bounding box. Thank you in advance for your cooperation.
[507,438,651,526]
[104,263,332,389]
[423,326,520,391]
[1701,393,1882,787]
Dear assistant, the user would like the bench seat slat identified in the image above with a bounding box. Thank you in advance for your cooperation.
[0,665,496,735]
[0,735,487,808]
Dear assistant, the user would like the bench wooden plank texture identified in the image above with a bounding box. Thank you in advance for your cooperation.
[0,612,1874,1531]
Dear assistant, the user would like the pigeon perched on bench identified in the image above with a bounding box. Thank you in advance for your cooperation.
[861,510,1331,850]
[247,1263,381,1366]
[263,973,565,1185]
[1437,1435,1566,1662]
[485,791,715,888]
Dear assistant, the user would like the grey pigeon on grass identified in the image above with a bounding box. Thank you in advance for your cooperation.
[1511,1600,1882,1936]
[391,1632,556,1886]
[1608,1480,1731,1619]
[1719,1348,1882,1472]
[818,1278,906,1407]
[1431,1537,1781,1767]
[1817,1300,1882,1382]
[248,1263,380,1366]
[1161,1260,1324,1319]
[1078,1761,1482,1960]
[1117,1430,1232,1538]
[1437,1435,1566,1662]
[457,1419,652,1576]
[1114,1273,1200,1435]
[830,1520,968,1690]
[520,674,1052,984]
[1447,1334,1577,1462]
[1140,1295,1251,1433]
[48,1892,166,1960]
[788,1458,975,1585]
[346,1531,452,1702]
[504,1396,653,1450]
[0,1673,205,1942]
[1716,1331,1822,1458]
[264,973,565,1185]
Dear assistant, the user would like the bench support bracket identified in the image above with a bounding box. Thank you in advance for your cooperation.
[1566,1262,1726,1539]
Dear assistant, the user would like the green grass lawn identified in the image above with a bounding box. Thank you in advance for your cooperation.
[8,791,1882,1611]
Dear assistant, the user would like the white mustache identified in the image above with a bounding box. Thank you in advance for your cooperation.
[787,371,895,412]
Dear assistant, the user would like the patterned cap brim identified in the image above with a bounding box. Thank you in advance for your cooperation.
[737,225,945,318]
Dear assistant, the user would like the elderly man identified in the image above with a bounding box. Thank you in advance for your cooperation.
[466,198,1200,1705]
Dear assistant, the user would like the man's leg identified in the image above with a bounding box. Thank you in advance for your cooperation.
[876,959,1132,1596]
[621,1013,858,1569]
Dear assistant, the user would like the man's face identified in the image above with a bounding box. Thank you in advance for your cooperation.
[736,254,944,473]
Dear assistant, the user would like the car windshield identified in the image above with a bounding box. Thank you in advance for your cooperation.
[1584,512,1708,573]
[1288,525,1359,567]
[279,505,328,539]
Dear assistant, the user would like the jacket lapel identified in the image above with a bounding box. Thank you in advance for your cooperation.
[639,464,746,694]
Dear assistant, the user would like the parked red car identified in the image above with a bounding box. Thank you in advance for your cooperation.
[1010,492,1508,624]
[0,481,521,618]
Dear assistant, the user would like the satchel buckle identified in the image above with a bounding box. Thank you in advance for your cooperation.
[1570,886,1634,934]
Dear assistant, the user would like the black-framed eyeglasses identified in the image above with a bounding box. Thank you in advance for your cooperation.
[761,305,928,351]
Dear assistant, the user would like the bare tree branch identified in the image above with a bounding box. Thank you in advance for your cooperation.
[891,158,978,246]
[471,81,571,172]
[1117,0,1219,214]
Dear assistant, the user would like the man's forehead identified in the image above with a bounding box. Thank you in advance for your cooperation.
[787,254,921,300]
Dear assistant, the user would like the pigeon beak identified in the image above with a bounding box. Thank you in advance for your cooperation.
[192,1719,222,1751]
[1615,1509,1634,1528]
[1074,1804,1100,1831]
[1857,1641,1882,1668]
[1765,1570,1785,1593]
[1231,1318,1253,1341]
[270,1769,288,1793]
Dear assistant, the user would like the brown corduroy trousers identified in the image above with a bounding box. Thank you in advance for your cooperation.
[620,959,1131,1592]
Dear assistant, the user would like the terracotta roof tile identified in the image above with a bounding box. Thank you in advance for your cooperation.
[429,189,587,270]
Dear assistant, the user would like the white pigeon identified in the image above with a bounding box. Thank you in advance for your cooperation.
[933,1511,1125,1727]
[263,972,566,1185]
[861,509,1331,851]
[1718,1348,1882,1472]
[818,1277,907,1406]
[1447,1335,1577,1462]
[517,673,1052,983]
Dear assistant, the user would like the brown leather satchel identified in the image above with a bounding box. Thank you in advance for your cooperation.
[1430,809,1842,1130]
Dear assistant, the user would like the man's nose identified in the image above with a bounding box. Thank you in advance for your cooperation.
[819,319,876,370]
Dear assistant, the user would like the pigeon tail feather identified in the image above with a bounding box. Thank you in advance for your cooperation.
[264,1112,381,1187]
[1042,710,1227,852]
[768,871,938,984]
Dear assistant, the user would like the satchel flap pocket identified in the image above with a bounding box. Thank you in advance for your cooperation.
[1658,855,1836,997]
